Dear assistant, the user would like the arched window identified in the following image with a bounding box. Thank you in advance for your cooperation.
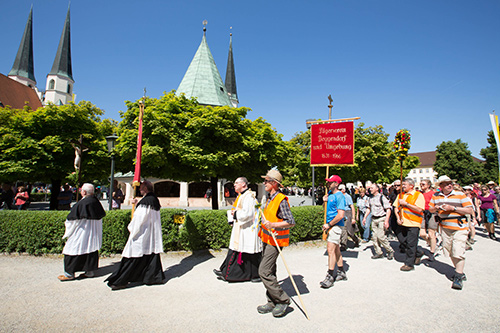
[67,84,72,94]
[49,79,55,90]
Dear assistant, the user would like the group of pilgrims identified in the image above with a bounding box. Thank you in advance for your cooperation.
[58,170,477,318]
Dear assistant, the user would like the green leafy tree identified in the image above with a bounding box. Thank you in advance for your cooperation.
[434,139,482,185]
[116,92,286,209]
[0,102,115,209]
[479,130,499,182]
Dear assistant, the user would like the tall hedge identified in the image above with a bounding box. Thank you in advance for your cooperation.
[0,206,324,255]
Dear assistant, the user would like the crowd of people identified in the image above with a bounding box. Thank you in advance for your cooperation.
[7,169,497,318]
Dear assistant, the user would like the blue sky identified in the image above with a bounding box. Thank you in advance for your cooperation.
[1,0,499,157]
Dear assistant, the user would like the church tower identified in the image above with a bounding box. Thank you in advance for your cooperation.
[44,6,74,105]
[8,6,37,89]
[176,21,232,107]
[224,29,238,108]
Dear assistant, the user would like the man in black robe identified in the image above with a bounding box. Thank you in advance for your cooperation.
[106,181,164,290]
[58,183,106,281]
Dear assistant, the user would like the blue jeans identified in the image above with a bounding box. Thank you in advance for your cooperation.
[359,211,372,241]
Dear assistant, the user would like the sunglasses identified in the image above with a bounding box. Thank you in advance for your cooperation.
[264,179,275,184]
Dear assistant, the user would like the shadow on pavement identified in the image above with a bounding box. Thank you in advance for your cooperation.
[163,250,214,283]
[422,258,456,280]
[280,274,309,297]
[95,262,121,278]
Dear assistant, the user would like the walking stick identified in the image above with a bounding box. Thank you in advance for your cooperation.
[258,207,310,320]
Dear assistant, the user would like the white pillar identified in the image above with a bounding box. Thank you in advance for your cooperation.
[179,182,188,207]
[218,180,225,208]
[124,182,133,205]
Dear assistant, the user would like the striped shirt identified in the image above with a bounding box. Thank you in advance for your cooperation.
[429,190,473,230]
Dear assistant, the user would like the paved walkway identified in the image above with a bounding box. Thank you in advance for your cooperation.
[2,225,500,332]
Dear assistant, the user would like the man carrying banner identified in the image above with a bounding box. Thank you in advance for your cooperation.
[106,181,164,290]
[214,177,262,282]
[257,170,295,318]
[320,175,347,288]
[393,178,425,271]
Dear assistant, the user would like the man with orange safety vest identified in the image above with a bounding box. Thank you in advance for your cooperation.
[393,178,425,272]
[257,170,295,318]
[429,175,473,290]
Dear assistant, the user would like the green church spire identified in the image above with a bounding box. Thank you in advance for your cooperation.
[177,21,232,107]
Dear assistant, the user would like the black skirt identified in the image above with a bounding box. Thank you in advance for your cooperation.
[105,253,165,287]
[64,251,99,275]
[219,249,262,282]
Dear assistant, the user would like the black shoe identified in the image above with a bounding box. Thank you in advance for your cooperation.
[217,275,227,282]
[340,246,347,252]
[452,274,464,290]
[213,269,222,277]
[110,284,127,291]
[491,234,497,240]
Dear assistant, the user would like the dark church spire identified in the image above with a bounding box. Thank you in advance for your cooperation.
[224,28,238,107]
[9,6,36,85]
[49,5,73,81]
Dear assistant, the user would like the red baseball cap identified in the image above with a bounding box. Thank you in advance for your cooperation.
[325,175,342,183]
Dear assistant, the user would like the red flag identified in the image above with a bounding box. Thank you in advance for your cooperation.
[133,100,144,187]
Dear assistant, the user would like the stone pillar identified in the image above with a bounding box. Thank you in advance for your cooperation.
[179,182,188,207]
[124,182,133,205]
[218,179,225,208]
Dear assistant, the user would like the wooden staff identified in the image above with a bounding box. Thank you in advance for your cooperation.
[258,207,310,320]
[322,166,330,241]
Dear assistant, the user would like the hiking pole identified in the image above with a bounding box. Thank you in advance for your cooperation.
[258,207,310,320]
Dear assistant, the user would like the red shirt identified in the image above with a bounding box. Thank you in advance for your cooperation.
[421,190,435,210]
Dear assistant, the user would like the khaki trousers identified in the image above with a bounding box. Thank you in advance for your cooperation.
[371,216,394,255]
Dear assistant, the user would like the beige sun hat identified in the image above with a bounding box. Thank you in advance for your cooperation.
[435,175,455,186]
[261,170,283,185]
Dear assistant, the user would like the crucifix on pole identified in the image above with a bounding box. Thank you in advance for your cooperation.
[69,134,90,201]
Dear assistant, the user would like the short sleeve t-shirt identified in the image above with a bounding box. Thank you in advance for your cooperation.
[327,191,346,227]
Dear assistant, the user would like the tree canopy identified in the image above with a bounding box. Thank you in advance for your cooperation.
[434,139,483,185]
[0,101,115,208]
[115,92,287,208]
[479,130,499,183]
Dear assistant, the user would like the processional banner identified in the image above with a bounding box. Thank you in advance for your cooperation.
[310,121,354,166]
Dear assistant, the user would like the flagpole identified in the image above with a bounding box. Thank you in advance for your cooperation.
[131,94,145,218]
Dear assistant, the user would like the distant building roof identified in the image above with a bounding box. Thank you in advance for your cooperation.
[176,28,232,107]
[0,73,42,110]
[409,151,484,167]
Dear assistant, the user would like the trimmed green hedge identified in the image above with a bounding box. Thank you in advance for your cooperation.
[0,206,324,255]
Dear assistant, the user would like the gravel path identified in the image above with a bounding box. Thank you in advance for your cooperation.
[1,225,500,332]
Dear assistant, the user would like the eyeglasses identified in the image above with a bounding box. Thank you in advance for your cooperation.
[264,179,275,184]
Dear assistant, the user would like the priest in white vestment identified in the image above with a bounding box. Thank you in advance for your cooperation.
[106,181,164,290]
[58,183,105,281]
[214,177,263,282]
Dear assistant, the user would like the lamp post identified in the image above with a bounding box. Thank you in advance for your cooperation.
[306,119,316,205]
[105,134,118,211]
